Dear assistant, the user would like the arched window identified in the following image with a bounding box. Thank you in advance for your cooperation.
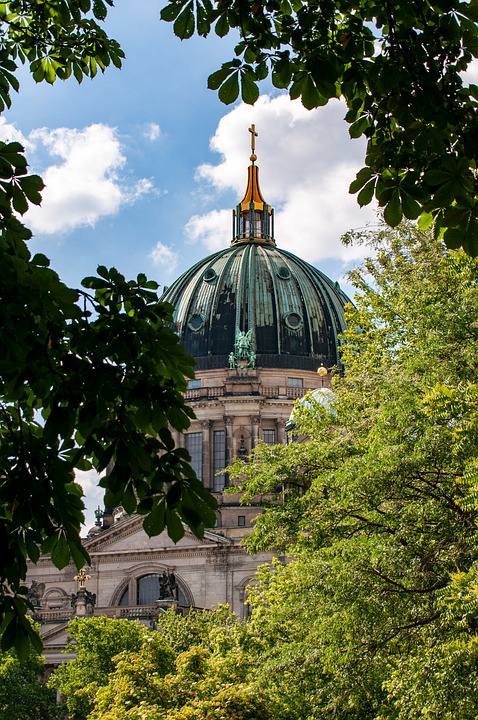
[118,574,189,607]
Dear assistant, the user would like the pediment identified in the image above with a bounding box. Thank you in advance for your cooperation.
[84,514,231,554]
[42,622,70,645]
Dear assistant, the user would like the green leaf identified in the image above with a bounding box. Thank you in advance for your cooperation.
[241,73,259,104]
[208,65,234,90]
[69,541,90,570]
[174,2,195,39]
[161,2,183,21]
[167,482,182,505]
[349,167,373,194]
[143,500,166,537]
[1,617,16,652]
[418,211,434,230]
[93,0,107,20]
[218,71,240,104]
[50,534,71,569]
[349,115,371,139]
[122,482,137,514]
[383,191,403,227]
[401,191,421,219]
[357,178,375,207]
[272,59,291,89]
[301,76,321,109]
[165,508,185,542]
[18,174,44,205]
[215,13,230,37]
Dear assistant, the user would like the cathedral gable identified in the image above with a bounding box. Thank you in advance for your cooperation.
[84,514,232,555]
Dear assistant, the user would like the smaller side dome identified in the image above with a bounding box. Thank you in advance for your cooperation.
[286,388,336,431]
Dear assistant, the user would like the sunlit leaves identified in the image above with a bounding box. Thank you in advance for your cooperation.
[222,227,478,718]
[48,616,174,719]
[0,639,61,720]
[0,0,124,92]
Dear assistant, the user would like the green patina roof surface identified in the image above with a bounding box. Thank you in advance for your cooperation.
[161,241,351,372]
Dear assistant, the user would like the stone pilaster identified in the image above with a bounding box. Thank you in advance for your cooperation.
[276,417,286,445]
[224,416,235,470]
[251,415,261,447]
[200,419,212,488]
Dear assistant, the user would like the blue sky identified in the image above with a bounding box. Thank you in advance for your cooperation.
[1,0,381,530]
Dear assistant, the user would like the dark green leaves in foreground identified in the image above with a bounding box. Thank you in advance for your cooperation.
[162,0,478,255]
[0,0,124,86]
[0,0,218,659]
[1,237,217,656]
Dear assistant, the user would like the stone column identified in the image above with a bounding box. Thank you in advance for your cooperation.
[172,428,184,448]
[224,416,235,471]
[251,415,261,447]
[276,418,286,445]
[200,420,212,488]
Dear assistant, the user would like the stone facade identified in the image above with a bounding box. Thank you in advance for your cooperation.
[28,365,330,667]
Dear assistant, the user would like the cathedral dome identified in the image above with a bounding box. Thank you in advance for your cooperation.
[161,127,351,372]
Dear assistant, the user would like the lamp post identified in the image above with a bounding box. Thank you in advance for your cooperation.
[317,364,328,387]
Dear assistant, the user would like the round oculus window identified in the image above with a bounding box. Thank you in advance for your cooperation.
[188,313,205,332]
[203,268,217,282]
[285,312,303,330]
[277,265,291,280]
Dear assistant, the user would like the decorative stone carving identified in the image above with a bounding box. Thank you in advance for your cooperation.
[27,580,45,608]
[158,571,178,601]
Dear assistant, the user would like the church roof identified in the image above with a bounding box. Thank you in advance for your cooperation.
[161,127,351,372]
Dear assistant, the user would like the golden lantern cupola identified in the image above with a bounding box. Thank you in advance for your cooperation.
[232,125,275,246]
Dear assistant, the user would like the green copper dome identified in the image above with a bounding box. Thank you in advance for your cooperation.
[161,127,351,372]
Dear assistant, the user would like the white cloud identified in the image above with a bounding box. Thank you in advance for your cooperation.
[75,469,104,535]
[0,117,34,150]
[25,124,154,234]
[188,94,376,265]
[143,122,161,141]
[185,209,230,253]
[149,240,179,274]
[0,120,155,235]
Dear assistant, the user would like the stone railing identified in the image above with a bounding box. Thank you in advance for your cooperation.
[34,608,72,624]
[34,605,158,623]
[262,386,315,399]
[185,386,224,400]
[185,385,315,401]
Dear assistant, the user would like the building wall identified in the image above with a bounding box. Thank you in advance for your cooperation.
[27,362,329,665]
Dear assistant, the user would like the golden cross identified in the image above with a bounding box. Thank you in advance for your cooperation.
[248,124,258,153]
[74,568,90,589]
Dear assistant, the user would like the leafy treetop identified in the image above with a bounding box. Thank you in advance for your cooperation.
[161,0,478,255]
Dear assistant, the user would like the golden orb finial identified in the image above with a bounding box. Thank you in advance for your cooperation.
[317,364,328,377]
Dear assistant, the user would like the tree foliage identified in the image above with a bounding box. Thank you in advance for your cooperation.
[161,0,478,255]
[0,641,62,720]
[51,610,279,720]
[223,225,478,718]
[49,616,175,720]
[0,1,217,658]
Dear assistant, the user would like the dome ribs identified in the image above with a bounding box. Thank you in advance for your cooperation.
[161,244,349,371]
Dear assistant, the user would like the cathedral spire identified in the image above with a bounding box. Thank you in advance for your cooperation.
[232,125,275,246]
